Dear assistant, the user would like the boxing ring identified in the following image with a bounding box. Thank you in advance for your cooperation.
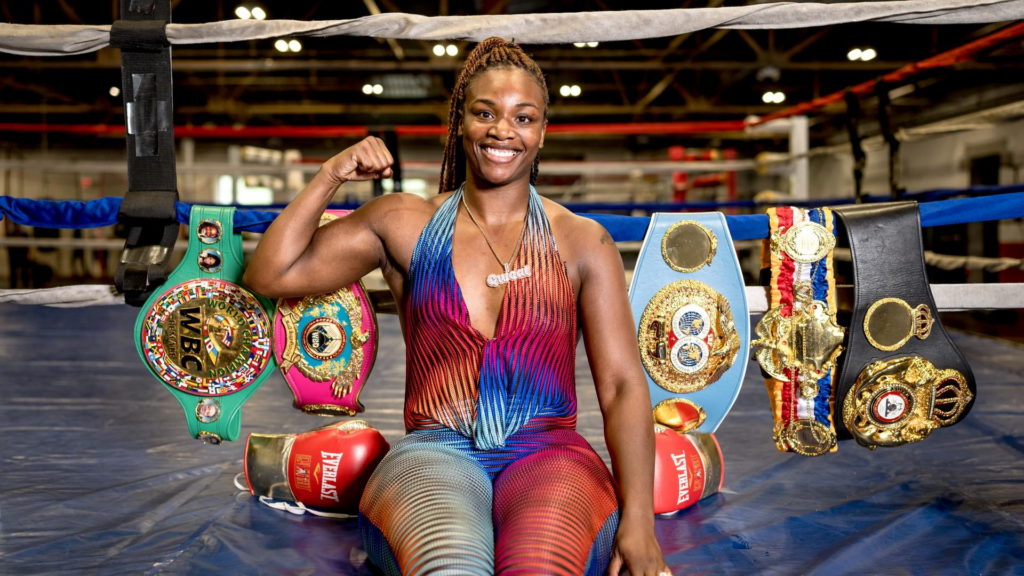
[4,2,1024,574]
[2,304,1022,573]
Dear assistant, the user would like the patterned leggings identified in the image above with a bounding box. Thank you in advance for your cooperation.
[359,428,620,575]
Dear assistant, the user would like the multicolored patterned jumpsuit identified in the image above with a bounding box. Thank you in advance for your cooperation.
[359,187,621,575]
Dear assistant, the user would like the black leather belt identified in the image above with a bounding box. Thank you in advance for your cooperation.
[833,202,976,449]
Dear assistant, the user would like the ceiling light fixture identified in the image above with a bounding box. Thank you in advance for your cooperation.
[587,42,599,48]
[560,85,571,97]
[250,7,266,20]
[372,84,383,95]
[432,44,445,56]
[573,42,586,48]
[234,6,251,19]
[570,85,581,97]
[362,84,373,95]
[274,39,288,52]
[288,39,302,52]
[848,47,878,62]
[109,86,120,97]
[446,44,458,56]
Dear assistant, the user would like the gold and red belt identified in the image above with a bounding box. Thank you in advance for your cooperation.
[753,206,844,457]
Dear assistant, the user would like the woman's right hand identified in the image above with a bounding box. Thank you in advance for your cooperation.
[323,136,395,185]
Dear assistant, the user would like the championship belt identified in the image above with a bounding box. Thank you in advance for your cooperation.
[135,206,275,444]
[832,202,975,449]
[628,213,749,434]
[753,207,844,457]
[273,210,378,416]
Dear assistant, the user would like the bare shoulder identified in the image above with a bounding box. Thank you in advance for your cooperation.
[542,197,615,255]
[542,198,621,289]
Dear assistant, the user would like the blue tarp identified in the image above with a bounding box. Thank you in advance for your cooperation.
[1,304,1022,574]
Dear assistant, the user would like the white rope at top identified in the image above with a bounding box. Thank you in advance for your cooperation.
[0,0,1022,57]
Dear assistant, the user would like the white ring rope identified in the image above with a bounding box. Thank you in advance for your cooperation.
[0,285,123,308]
[0,0,1021,57]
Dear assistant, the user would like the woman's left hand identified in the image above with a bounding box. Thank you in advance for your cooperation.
[606,516,670,576]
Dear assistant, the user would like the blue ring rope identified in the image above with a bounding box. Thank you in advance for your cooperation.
[2,186,1024,243]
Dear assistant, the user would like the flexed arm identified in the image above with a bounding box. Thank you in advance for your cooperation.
[244,136,394,299]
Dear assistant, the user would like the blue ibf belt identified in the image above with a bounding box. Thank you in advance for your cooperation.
[134,206,277,444]
[628,213,750,434]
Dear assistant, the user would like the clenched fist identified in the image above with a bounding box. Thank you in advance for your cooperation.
[322,136,395,185]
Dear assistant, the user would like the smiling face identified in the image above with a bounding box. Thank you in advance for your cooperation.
[461,67,547,188]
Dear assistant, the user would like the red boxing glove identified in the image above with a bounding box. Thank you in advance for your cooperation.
[244,420,389,515]
[652,424,724,515]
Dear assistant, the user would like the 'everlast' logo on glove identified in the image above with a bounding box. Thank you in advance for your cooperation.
[246,420,389,515]
[318,451,343,502]
[653,425,723,515]
[292,451,344,502]
[670,449,706,506]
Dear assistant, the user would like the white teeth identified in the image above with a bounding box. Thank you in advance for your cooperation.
[484,147,518,157]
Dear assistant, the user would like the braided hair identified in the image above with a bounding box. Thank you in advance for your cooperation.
[438,37,549,194]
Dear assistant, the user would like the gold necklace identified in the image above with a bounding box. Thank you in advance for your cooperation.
[460,193,532,288]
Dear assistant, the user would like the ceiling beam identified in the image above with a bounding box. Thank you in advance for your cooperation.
[783,27,832,59]
[633,25,787,114]
[736,30,766,59]
[610,70,631,106]
[55,0,84,24]
[633,70,680,112]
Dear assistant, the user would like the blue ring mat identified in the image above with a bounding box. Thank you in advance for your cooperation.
[1,304,1022,574]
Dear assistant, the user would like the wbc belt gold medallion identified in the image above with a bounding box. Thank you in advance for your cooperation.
[843,356,972,449]
[140,278,273,395]
[639,280,740,394]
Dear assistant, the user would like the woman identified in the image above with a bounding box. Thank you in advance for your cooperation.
[246,37,668,576]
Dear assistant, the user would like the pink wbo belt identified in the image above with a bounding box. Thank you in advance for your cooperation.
[273,210,378,416]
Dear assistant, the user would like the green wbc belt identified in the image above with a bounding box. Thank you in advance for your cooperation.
[135,206,276,444]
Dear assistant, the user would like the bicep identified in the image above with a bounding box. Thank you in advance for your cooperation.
[577,227,648,407]
[271,201,388,297]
